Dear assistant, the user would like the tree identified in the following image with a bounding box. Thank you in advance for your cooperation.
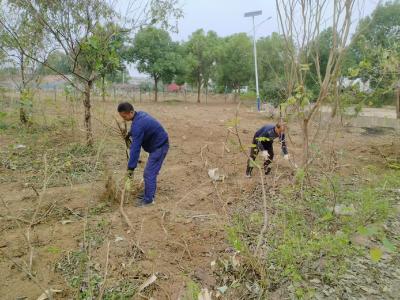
[1,0,116,145]
[257,33,288,104]
[344,1,400,108]
[216,33,253,100]
[276,0,357,166]
[305,28,336,96]
[0,3,44,123]
[1,0,182,145]
[38,51,71,75]
[185,29,220,103]
[127,27,182,102]
[80,23,127,102]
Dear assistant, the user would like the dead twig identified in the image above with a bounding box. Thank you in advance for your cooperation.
[98,240,111,300]
[114,117,131,161]
[0,248,53,300]
[119,180,145,254]
[231,103,270,258]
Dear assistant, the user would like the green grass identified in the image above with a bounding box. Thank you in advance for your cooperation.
[218,168,399,298]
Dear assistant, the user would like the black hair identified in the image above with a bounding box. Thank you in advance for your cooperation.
[117,102,134,113]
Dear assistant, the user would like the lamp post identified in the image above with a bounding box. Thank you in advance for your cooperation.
[244,10,263,111]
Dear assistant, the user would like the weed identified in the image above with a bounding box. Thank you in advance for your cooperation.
[216,168,400,298]
[183,280,201,300]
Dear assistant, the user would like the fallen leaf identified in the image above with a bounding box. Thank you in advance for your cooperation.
[138,274,157,292]
[208,168,225,181]
[310,278,321,284]
[14,144,26,150]
[114,236,124,242]
[217,286,228,294]
[36,289,62,300]
[60,220,73,225]
[370,248,382,262]
[198,288,212,300]
[382,238,396,253]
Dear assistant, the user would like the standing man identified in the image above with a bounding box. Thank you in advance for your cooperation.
[117,102,169,206]
[246,123,289,177]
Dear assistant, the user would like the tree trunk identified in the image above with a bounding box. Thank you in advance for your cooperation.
[101,76,106,102]
[154,77,158,102]
[234,85,239,103]
[19,105,28,124]
[396,87,400,119]
[19,89,29,124]
[205,84,208,104]
[83,81,94,146]
[19,53,29,124]
[302,118,309,166]
[197,74,201,103]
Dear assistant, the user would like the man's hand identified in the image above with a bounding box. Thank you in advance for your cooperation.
[261,151,270,160]
[283,154,290,160]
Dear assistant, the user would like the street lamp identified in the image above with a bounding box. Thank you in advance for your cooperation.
[244,10,263,111]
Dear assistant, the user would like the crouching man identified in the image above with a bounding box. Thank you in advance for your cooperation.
[117,102,169,206]
[246,123,289,177]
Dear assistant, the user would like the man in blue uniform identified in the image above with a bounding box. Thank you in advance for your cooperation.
[117,102,169,206]
[246,123,289,177]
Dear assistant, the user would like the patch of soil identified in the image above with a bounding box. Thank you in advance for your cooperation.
[1,100,398,299]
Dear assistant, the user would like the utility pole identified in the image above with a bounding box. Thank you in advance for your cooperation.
[245,10,262,111]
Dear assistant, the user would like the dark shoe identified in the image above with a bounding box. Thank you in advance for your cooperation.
[134,199,154,207]
[264,167,272,175]
[246,166,253,178]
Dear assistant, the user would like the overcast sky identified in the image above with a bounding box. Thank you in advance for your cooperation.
[125,0,378,77]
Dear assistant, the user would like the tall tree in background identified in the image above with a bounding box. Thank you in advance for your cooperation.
[127,27,182,102]
[216,33,253,100]
[38,51,71,75]
[0,3,44,123]
[344,0,400,107]
[185,29,220,103]
[257,32,288,104]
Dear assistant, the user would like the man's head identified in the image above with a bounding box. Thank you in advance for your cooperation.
[275,123,286,135]
[117,102,134,121]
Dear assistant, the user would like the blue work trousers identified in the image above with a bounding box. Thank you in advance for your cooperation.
[143,142,169,203]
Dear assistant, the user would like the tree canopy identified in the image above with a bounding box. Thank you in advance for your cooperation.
[126,26,183,101]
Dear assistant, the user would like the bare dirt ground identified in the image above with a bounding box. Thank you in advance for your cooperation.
[0,98,399,299]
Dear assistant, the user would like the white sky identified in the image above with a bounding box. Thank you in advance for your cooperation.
[121,0,378,77]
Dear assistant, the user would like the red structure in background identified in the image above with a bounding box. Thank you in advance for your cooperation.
[167,83,183,92]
